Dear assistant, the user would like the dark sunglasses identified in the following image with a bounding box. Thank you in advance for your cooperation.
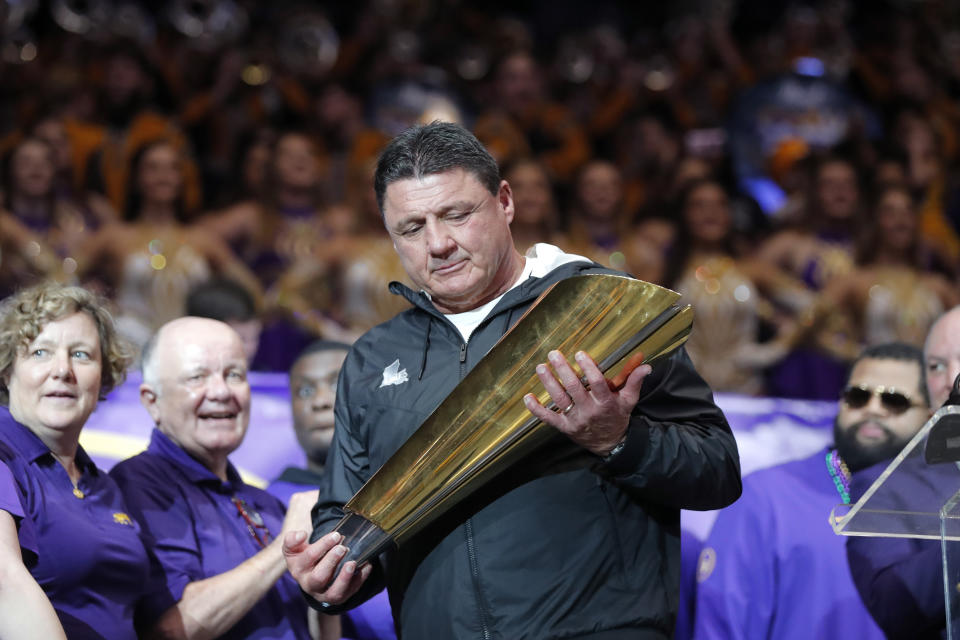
[231,496,272,549]
[841,384,925,415]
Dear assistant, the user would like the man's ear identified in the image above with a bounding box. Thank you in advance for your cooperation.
[140,384,161,425]
[498,179,515,225]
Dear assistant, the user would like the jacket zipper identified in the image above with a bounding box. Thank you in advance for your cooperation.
[460,340,492,640]
[465,518,492,640]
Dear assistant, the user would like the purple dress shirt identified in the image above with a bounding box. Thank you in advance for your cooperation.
[111,428,311,640]
[0,407,151,639]
[694,449,885,640]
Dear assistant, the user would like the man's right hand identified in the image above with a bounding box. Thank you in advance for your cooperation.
[282,530,373,606]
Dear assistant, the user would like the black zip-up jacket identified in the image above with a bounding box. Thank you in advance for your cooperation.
[310,261,742,639]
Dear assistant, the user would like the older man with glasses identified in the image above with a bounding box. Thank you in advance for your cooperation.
[694,342,931,640]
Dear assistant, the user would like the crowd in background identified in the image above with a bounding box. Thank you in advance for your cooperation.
[2,0,960,399]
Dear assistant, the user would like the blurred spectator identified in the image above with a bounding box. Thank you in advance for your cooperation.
[566,158,661,280]
[216,127,277,210]
[502,157,565,253]
[787,184,959,361]
[2,136,111,269]
[31,113,117,225]
[78,140,259,349]
[0,213,63,297]
[201,131,333,288]
[474,50,591,184]
[78,43,202,215]
[186,278,262,365]
[268,156,410,340]
[758,155,863,399]
[175,42,313,205]
[664,179,809,394]
[892,108,960,268]
[186,276,315,373]
[267,340,395,640]
[615,108,685,220]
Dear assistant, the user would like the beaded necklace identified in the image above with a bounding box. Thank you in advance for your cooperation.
[825,449,851,504]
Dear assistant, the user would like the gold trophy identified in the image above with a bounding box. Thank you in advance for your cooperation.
[327,274,693,573]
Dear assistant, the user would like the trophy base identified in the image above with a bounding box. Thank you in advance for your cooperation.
[330,511,395,576]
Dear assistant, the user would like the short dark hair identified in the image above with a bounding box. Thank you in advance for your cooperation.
[290,339,352,374]
[373,121,501,216]
[848,342,929,406]
[186,278,256,322]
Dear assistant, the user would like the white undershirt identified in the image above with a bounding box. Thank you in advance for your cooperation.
[443,243,591,342]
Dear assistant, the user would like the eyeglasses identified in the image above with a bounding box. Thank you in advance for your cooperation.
[841,385,925,415]
[231,496,272,549]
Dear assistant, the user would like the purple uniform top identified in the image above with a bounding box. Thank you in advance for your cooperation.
[694,449,885,640]
[111,428,311,640]
[0,407,151,639]
[267,468,397,640]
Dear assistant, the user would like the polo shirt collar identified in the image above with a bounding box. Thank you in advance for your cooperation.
[147,427,242,488]
[0,405,99,475]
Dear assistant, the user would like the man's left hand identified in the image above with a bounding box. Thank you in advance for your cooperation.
[523,350,651,457]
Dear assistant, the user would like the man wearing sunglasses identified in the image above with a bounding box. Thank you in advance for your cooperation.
[846,307,960,638]
[694,342,930,640]
[109,317,319,639]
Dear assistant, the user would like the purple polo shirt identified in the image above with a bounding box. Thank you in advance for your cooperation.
[0,407,151,639]
[111,428,311,640]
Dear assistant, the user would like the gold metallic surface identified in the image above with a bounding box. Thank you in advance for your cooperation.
[344,274,692,546]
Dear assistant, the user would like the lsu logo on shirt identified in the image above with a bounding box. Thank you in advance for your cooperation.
[113,512,134,526]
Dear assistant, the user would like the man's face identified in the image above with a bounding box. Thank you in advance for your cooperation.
[834,357,929,470]
[925,309,960,408]
[289,349,348,463]
[383,168,518,314]
[142,319,251,470]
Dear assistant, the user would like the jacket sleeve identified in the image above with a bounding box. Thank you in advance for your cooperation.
[306,354,387,613]
[601,346,742,510]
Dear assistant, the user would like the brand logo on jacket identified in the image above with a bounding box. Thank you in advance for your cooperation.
[380,359,409,388]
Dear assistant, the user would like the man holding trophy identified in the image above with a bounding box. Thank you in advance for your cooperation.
[284,122,742,639]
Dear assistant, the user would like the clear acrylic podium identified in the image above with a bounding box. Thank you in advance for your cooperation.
[832,404,960,638]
